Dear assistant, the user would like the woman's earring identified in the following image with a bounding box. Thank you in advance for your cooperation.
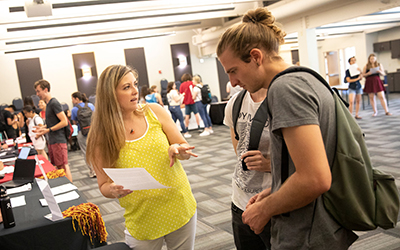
[256,62,259,66]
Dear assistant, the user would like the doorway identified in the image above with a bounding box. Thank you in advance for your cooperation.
[324,51,340,86]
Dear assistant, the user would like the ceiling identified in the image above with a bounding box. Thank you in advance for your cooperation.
[1,0,400,55]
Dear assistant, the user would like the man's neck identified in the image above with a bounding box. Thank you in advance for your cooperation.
[263,60,292,89]
[250,88,268,103]
[44,94,52,103]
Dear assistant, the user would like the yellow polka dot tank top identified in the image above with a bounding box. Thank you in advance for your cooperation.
[115,106,196,240]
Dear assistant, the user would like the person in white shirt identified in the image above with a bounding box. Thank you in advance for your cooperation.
[167,82,191,138]
[192,76,213,136]
[22,105,48,160]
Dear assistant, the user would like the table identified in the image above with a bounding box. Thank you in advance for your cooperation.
[0,177,104,249]
[0,155,55,184]
[209,102,227,125]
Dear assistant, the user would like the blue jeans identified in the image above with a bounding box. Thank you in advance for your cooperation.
[195,101,212,128]
[232,202,271,250]
[169,105,187,133]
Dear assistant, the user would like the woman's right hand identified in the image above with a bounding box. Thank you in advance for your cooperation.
[110,182,132,199]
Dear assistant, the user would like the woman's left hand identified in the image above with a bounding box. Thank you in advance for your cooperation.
[169,144,198,167]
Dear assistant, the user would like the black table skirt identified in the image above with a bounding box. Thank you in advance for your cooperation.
[0,177,105,250]
[209,102,227,125]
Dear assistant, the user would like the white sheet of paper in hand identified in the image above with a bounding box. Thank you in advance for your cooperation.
[104,168,170,190]
[349,64,360,77]
[36,178,64,221]
[370,67,380,74]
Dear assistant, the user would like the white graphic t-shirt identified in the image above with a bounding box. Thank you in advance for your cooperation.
[224,91,272,211]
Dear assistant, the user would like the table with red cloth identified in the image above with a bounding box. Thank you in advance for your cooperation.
[0,155,55,184]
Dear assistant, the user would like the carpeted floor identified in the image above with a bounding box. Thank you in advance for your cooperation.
[69,93,400,250]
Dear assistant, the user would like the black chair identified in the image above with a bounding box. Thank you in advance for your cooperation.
[31,95,40,108]
[0,103,8,111]
[12,97,23,112]
[160,79,168,105]
[89,95,96,105]
[175,81,181,92]
[61,103,69,111]
[211,95,219,103]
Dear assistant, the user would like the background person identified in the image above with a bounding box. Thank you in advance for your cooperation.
[22,105,48,160]
[145,85,164,106]
[362,54,391,116]
[86,65,197,250]
[217,7,357,249]
[224,87,272,250]
[38,100,47,121]
[1,105,18,139]
[345,56,363,119]
[34,79,73,182]
[166,81,191,138]
[226,81,242,99]
[179,73,202,132]
[71,91,96,178]
[192,75,213,136]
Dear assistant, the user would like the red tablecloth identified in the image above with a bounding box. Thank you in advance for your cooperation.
[0,154,56,184]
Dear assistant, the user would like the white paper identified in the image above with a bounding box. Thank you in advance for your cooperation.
[104,168,170,191]
[50,183,78,196]
[35,155,47,181]
[7,183,32,195]
[0,166,14,174]
[39,190,80,206]
[10,195,26,208]
[37,178,64,221]
[349,64,360,77]
[0,157,17,163]
[370,66,380,74]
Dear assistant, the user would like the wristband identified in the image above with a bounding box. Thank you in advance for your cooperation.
[48,127,52,133]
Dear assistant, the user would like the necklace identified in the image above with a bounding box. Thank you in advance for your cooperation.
[130,129,134,134]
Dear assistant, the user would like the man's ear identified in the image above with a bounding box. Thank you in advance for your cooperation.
[249,48,263,66]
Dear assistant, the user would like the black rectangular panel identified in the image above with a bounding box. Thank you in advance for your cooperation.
[15,58,43,98]
[72,52,98,97]
[216,58,229,101]
[170,43,192,82]
[124,47,149,88]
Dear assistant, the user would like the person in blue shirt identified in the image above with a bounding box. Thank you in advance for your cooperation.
[145,85,164,106]
[71,91,96,177]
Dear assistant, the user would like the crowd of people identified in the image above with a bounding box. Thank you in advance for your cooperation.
[1,6,397,250]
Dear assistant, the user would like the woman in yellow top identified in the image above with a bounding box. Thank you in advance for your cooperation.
[87,65,197,250]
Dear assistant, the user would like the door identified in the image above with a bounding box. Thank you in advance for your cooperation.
[324,51,340,86]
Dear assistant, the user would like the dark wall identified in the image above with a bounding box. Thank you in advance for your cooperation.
[15,58,43,98]
[216,58,229,101]
[124,47,149,89]
[170,43,192,82]
[72,52,98,97]
[291,50,299,65]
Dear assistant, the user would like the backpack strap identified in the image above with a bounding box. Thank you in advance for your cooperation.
[247,96,269,150]
[232,89,247,140]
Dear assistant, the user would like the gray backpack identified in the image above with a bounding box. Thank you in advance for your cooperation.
[77,103,93,136]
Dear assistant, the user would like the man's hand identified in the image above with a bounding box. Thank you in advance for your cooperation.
[33,126,48,137]
[242,197,271,234]
[241,150,271,172]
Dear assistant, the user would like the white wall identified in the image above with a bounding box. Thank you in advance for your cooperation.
[0,29,222,107]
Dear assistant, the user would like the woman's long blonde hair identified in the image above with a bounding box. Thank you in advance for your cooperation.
[86,65,139,169]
